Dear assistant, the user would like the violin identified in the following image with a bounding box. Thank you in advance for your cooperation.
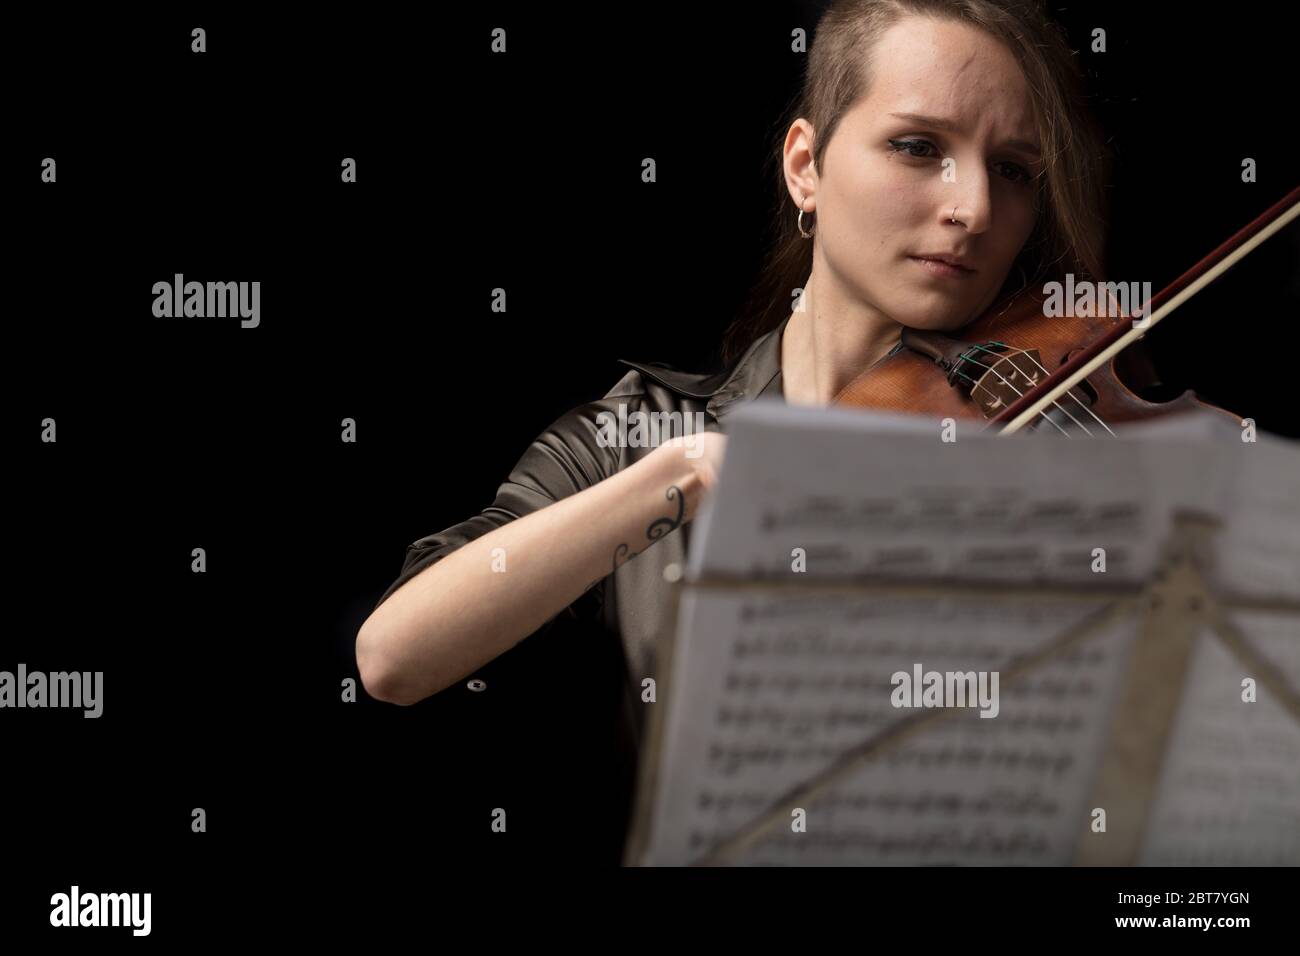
[833,185,1300,436]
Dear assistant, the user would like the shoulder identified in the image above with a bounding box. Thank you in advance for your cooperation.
[608,316,789,418]
[525,359,721,457]
[606,358,732,402]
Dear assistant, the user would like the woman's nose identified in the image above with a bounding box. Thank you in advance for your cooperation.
[944,173,992,233]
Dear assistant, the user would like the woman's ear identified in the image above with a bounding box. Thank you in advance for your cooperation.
[783,118,819,209]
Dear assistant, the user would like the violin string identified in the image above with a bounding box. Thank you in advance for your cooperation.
[949,353,1084,435]
[965,342,1092,423]
[1009,354,1115,435]
[964,342,1114,436]
[946,363,1072,436]
[974,345,1117,437]
[947,359,1072,435]
[933,339,1078,432]
[989,353,1093,435]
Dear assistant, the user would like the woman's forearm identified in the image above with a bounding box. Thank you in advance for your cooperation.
[356,443,709,705]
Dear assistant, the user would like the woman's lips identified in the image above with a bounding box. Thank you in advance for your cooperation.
[909,255,974,278]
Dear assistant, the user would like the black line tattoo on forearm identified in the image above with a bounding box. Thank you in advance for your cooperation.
[577,485,687,595]
[611,484,685,572]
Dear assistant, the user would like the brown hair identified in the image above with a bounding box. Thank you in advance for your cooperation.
[720,0,1111,366]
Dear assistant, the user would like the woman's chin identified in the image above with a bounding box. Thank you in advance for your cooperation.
[892,308,973,333]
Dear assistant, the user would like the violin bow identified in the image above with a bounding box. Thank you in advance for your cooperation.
[993,184,1300,435]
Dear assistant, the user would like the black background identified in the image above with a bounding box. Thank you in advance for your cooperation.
[6,2,1298,942]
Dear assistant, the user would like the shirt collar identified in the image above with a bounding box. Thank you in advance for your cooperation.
[703,314,790,423]
[616,315,790,423]
[619,314,914,422]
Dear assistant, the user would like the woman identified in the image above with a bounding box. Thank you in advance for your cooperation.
[355,0,1108,759]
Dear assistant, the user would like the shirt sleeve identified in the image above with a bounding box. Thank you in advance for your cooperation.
[371,392,629,617]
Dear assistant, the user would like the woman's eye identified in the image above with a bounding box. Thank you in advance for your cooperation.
[889,139,1035,187]
[996,161,1033,185]
[887,138,936,158]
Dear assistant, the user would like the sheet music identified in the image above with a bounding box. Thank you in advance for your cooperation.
[1213,439,1300,598]
[637,402,1300,866]
[641,590,1138,865]
[1107,407,1300,599]
[687,400,1185,587]
[1139,610,1300,865]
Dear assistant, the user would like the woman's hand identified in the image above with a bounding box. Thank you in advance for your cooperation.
[646,431,729,522]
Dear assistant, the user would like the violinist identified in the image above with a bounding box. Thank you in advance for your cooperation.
[355,0,1256,801]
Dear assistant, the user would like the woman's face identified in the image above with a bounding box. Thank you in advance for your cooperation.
[789,15,1043,331]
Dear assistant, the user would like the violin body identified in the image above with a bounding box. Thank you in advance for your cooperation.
[833,287,1240,431]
